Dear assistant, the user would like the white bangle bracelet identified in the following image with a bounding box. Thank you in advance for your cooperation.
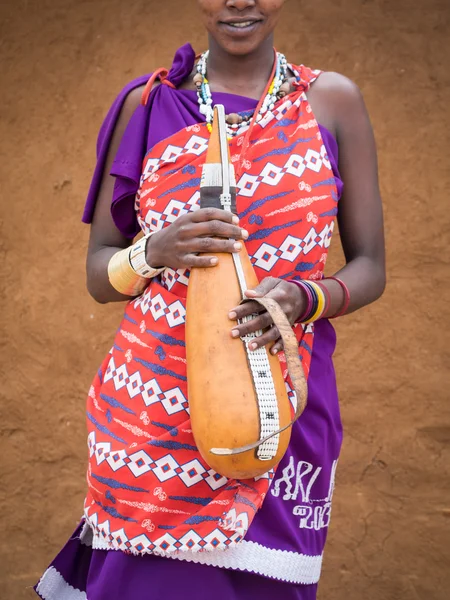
[129,233,165,279]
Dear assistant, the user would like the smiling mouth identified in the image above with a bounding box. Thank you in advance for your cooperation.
[221,20,262,29]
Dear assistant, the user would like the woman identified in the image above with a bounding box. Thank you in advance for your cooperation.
[35,1,385,598]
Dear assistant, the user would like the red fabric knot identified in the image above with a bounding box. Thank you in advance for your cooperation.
[141,68,175,105]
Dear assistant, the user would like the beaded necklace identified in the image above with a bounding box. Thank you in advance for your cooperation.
[194,50,290,138]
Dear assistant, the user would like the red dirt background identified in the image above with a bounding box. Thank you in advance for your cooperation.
[1,0,449,598]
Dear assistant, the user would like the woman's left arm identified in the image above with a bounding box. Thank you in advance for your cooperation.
[321,73,386,314]
[229,75,386,349]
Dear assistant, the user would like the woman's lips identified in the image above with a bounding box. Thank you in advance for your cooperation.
[219,20,263,36]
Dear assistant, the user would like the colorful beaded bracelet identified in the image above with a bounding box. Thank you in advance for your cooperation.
[316,280,331,315]
[289,279,326,324]
[303,281,326,324]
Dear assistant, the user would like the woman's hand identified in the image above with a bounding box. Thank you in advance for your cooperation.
[146,208,248,270]
[228,277,305,354]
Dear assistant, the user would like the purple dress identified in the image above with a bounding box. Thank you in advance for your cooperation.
[35,44,343,600]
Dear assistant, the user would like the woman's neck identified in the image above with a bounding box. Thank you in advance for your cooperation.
[206,35,275,100]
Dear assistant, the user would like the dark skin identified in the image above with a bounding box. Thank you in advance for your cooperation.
[87,0,386,354]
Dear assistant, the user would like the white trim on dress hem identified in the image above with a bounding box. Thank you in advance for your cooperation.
[36,567,87,600]
[81,520,322,585]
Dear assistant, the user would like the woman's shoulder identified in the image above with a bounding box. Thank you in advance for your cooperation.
[306,70,367,137]
[111,76,148,114]
[314,71,363,101]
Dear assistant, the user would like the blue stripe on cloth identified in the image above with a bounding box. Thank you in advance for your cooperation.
[105,490,116,504]
[100,393,136,416]
[169,496,212,506]
[134,357,187,381]
[184,515,221,525]
[273,118,298,127]
[312,177,336,189]
[247,219,302,242]
[151,420,178,437]
[295,261,319,272]
[147,440,197,451]
[279,271,295,279]
[166,164,196,176]
[91,473,149,493]
[113,344,123,352]
[300,339,313,355]
[234,494,258,512]
[253,137,316,161]
[160,178,201,197]
[238,190,293,219]
[239,481,259,493]
[158,525,176,530]
[145,329,186,347]
[97,368,103,384]
[155,345,166,361]
[95,501,138,522]
[87,412,127,444]
[319,207,338,217]
[123,314,138,325]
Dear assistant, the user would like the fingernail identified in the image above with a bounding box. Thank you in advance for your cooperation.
[272,348,279,355]
[232,215,239,225]
[231,329,240,338]
[250,342,258,350]
[228,311,237,319]
[241,229,249,239]
[210,257,218,265]
[234,242,242,251]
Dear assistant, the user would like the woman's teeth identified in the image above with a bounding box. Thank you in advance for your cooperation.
[229,21,256,28]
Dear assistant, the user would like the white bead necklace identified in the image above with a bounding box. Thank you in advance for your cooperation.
[195,51,288,137]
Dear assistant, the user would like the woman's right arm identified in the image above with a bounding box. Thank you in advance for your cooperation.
[86,86,145,304]
[86,86,248,304]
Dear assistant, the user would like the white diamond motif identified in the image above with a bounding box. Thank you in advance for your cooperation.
[161,144,183,163]
[163,199,189,224]
[237,173,260,197]
[166,300,186,328]
[285,154,306,178]
[112,364,129,390]
[127,450,153,477]
[141,378,162,407]
[260,163,284,186]
[179,459,206,487]
[106,449,128,472]
[149,293,168,321]
[253,243,279,271]
[279,235,302,262]
[161,387,188,415]
[153,454,179,482]
[126,372,143,398]
[204,469,228,491]
[94,442,111,465]
[304,149,322,173]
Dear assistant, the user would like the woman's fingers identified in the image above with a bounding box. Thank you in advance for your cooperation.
[244,277,280,298]
[189,220,248,241]
[190,207,239,225]
[228,300,265,321]
[247,326,281,351]
[183,254,220,268]
[189,236,243,254]
[270,339,284,355]
[230,311,273,339]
